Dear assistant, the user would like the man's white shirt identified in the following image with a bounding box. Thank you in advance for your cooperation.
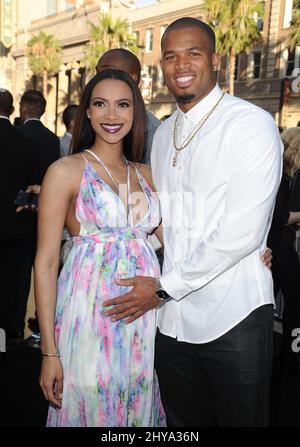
[151,84,283,343]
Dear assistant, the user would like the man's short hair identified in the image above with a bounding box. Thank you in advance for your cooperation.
[62,104,79,129]
[161,17,216,53]
[97,49,142,84]
[0,88,13,116]
[20,89,46,117]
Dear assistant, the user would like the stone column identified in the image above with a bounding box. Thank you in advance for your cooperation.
[265,0,281,79]
[57,0,67,12]
[57,64,70,136]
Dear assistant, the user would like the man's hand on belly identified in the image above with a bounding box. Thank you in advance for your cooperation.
[102,276,160,324]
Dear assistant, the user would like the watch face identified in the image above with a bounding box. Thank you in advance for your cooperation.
[157,288,170,300]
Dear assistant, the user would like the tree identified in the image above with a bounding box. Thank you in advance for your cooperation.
[26,31,62,98]
[84,13,138,75]
[201,0,263,95]
[289,0,300,49]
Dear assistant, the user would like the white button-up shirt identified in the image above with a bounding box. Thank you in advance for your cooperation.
[151,84,283,343]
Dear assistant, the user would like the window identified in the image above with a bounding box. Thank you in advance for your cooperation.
[248,52,261,79]
[145,65,153,76]
[145,29,153,52]
[286,48,296,76]
[253,2,265,31]
[133,30,140,45]
[283,0,293,28]
[66,2,75,10]
[160,25,167,39]
[281,46,300,77]
[47,0,57,16]
[157,64,165,87]
[234,55,240,81]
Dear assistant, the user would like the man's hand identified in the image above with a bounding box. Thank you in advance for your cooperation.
[103,276,160,324]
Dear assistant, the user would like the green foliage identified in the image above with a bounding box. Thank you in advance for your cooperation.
[289,0,300,49]
[26,31,62,76]
[84,13,138,74]
[201,0,263,54]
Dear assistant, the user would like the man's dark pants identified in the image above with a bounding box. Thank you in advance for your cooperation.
[155,304,273,427]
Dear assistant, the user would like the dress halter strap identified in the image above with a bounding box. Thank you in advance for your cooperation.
[81,152,89,163]
[84,149,129,186]
[84,149,132,225]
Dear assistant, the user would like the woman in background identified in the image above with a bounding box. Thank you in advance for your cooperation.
[268,128,300,375]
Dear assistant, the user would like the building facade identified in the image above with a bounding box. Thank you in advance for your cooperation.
[1,0,299,133]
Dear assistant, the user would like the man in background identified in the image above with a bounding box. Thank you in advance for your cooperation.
[10,90,59,343]
[0,89,38,356]
[59,104,78,157]
[96,48,161,165]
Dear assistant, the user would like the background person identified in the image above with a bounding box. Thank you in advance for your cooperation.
[59,104,79,157]
[268,128,300,375]
[96,48,161,165]
[0,89,38,352]
[10,90,60,344]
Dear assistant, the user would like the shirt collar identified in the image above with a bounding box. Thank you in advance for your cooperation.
[177,84,223,126]
[0,115,10,121]
[24,118,41,124]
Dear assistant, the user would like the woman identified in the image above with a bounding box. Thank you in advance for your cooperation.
[268,128,300,374]
[35,69,166,427]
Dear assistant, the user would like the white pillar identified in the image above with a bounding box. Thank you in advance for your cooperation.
[57,0,67,13]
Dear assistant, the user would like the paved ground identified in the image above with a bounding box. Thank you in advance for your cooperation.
[0,330,299,427]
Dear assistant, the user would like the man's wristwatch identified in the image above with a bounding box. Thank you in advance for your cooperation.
[156,279,172,303]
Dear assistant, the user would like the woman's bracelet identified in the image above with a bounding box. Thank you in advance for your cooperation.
[41,352,60,358]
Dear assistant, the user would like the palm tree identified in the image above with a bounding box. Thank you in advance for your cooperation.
[84,13,138,75]
[289,0,300,49]
[26,31,62,98]
[201,0,263,95]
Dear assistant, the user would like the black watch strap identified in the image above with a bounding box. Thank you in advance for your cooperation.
[156,279,171,302]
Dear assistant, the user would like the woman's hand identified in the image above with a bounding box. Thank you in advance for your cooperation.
[261,247,272,269]
[39,357,64,408]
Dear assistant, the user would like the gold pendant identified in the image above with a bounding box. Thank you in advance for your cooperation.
[172,152,178,167]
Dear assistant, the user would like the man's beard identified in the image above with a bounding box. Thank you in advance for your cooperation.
[175,93,196,104]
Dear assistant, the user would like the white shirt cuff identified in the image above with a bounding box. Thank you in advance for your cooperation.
[160,269,192,302]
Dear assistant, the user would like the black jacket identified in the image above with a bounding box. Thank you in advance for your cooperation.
[0,118,39,238]
[17,119,60,184]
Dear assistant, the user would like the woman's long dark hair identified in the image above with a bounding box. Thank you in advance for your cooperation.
[71,69,145,162]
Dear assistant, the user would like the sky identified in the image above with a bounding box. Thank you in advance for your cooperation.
[136,0,157,7]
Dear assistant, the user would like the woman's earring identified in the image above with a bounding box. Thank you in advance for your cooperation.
[87,112,91,119]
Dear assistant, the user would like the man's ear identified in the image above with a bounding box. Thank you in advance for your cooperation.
[212,53,220,72]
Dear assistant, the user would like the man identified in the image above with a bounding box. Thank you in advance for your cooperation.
[10,90,59,342]
[18,90,60,182]
[102,18,282,427]
[59,104,78,157]
[0,89,38,355]
[59,104,79,270]
[96,48,161,165]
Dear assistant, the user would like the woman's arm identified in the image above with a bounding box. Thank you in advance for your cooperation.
[34,159,74,407]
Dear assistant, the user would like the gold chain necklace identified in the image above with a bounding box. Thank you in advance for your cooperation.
[172,91,225,167]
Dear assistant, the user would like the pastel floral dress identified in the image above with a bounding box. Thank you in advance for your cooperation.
[47,151,166,427]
